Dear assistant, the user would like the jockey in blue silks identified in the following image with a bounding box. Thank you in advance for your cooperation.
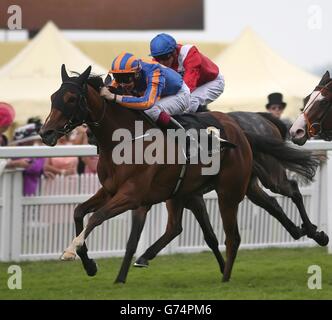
[100,52,190,128]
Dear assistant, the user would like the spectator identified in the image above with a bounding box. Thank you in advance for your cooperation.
[6,122,45,196]
[81,133,99,174]
[266,92,292,135]
[70,125,99,174]
[0,102,16,175]
[0,102,15,146]
[70,125,89,174]
[43,134,78,179]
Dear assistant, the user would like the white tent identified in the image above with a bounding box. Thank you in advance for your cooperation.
[0,21,106,124]
[210,28,320,120]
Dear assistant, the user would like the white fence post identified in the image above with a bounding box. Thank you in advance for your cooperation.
[0,171,13,261]
[11,170,23,261]
[326,151,332,254]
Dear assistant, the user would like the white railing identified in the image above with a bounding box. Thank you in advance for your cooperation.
[0,140,332,261]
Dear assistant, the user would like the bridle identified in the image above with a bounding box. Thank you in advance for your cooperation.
[302,80,332,140]
[50,80,107,136]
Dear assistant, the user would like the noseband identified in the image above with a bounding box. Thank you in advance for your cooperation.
[52,80,106,136]
[302,81,332,140]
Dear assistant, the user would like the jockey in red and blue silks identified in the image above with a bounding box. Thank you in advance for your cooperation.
[100,52,190,128]
[150,33,225,113]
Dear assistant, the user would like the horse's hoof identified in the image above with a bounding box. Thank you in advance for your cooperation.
[293,226,306,240]
[134,257,149,268]
[314,231,329,247]
[85,259,98,277]
[114,278,126,285]
[61,250,76,261]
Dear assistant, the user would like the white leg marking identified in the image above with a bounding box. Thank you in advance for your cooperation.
[61,228,86,261]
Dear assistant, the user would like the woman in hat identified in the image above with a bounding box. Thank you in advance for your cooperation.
[6,122,45,196]
[0,102,15,146]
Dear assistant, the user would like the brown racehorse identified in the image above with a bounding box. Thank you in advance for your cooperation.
[39,65,253,282]
[290,71,332,145]
[115,111,328,283]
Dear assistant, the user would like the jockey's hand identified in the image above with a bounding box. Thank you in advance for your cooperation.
[100,86,116,101]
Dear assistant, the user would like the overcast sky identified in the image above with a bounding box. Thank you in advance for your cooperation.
[205,0,332,73]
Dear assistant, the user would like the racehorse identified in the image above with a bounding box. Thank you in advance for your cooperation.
[115,111,328,283]
[290,71,332,145]
[39,65,253,282]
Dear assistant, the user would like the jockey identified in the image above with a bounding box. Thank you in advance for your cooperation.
[100,52,190,129]
[150,33,225,112]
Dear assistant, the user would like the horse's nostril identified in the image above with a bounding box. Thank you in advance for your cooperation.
[296,129,305,136]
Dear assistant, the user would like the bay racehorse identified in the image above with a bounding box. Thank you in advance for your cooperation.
[115,111,328,283]
[39,65,253,282]
[290,71,332,145]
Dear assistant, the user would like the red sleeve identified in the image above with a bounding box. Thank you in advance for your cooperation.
[182,46,202,92]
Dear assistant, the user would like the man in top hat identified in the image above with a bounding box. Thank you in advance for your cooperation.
[266,92,287,119]
[265,92,292,138]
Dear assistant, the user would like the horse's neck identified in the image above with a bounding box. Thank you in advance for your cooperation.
[86,87,153,150]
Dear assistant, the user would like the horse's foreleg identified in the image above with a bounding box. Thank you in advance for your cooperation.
[281,179,329,246]
[185,195,225,275]
[115,206,150,284]
[64,188,109,276]
[135,198,184,267]
[246,177,306,240]
[62,187,140,261]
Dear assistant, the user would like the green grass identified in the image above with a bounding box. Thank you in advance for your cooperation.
[0,247,331,300]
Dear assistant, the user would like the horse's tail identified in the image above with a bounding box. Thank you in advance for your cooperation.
[245,132,325,182]
[257,112,288,141]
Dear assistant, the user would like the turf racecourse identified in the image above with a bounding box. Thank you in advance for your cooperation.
[0,247,331,300]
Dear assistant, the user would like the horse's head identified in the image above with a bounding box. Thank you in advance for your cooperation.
[290,71,332,145]
[40,64,92,146]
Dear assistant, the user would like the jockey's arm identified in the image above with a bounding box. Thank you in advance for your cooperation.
[101,70,163,110]
[182,46,202,93]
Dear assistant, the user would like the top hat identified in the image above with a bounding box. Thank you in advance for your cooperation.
[266,92,287,109]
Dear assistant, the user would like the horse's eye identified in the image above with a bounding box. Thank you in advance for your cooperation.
[68,97,76,104]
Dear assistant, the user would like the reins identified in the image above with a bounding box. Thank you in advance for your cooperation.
[302,81,332,139]
[54,81,107,136]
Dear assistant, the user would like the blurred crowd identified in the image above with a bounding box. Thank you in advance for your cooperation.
[0,102,98,196]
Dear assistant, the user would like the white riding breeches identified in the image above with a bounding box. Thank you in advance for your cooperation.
[188,73,225,113]
[144,83,190,121]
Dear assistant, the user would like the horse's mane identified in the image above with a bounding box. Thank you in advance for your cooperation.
[86,75,104,93]
[257,112,288,141]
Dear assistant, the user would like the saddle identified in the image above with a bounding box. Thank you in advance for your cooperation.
[172,113,236,156]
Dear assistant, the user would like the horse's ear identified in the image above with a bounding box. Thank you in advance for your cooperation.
[319,71,330,86]
[61,64,69,82]
[78,66,92,84]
